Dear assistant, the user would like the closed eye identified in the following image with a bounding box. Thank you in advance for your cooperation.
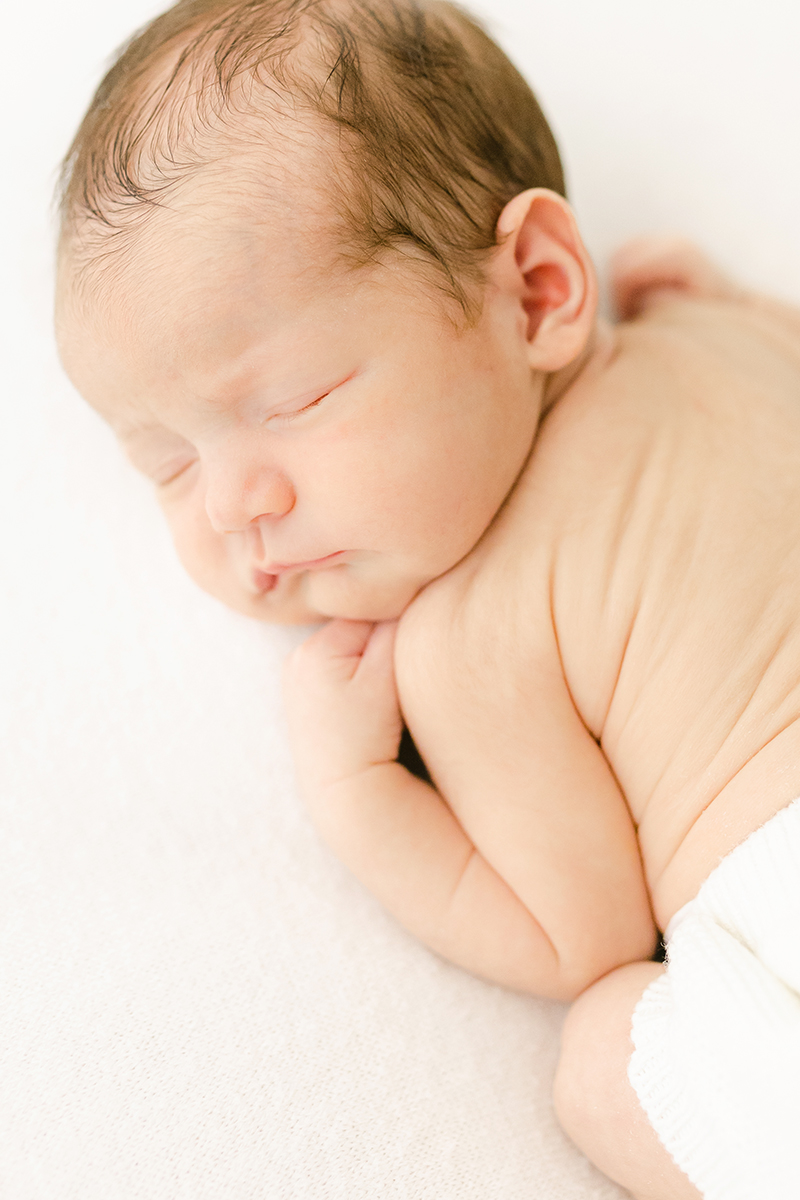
[155,456,198,487]
[122,427,198,486]
[278,389,332,421]
[269,370,357,424]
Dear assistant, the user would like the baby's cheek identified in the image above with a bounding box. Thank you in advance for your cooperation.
[160,491,231,593]
[158,492,324,624]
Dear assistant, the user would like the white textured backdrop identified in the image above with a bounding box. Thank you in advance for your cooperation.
[3,2,800,1197]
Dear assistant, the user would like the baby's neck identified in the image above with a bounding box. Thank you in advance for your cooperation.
[541,318,615,416]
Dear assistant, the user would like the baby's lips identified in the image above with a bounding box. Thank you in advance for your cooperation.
[253,551,347,593]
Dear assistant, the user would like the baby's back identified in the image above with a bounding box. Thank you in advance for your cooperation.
[401,293,800,932]
[527,294,800,924]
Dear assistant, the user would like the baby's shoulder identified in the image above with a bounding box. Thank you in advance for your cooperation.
[395,508,561,713]
[537,293,800,507]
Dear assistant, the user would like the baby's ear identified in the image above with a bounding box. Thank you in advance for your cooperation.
[494,189,597,371]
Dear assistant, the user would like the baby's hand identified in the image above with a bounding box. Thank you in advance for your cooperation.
[610,236,742,319]
[284,619,403,799]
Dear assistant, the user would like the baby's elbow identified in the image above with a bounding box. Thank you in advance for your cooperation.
[549,961,616,1004]
[500,957,608,1003]
[552,920,659,1003]
[496,930,656,1004]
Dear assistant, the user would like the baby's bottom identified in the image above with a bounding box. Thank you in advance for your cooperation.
[554,963,701,1200]
[556,797,800,1200]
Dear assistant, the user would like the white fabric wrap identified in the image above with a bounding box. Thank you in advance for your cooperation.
[628,797,800,1200]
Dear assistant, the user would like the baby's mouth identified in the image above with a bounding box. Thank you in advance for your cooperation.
[252,552,347,594]
[253,569,279,593]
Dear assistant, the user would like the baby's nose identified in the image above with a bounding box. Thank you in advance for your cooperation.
[203,459,295,533]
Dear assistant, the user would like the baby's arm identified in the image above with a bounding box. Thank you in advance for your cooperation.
[285,620,564,994]
[285,617,656,1001]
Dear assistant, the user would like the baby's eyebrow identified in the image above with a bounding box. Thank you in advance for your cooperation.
[114,419,163,441]
[115,419,196,448]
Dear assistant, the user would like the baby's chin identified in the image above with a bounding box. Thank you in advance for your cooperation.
[296,566,426,623]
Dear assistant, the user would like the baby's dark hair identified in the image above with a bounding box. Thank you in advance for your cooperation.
[59,0,565,313]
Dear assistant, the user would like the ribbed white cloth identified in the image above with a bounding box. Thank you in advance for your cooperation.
[629,798,800,1200]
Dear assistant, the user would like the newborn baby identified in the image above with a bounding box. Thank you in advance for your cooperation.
[56,2,800,1197]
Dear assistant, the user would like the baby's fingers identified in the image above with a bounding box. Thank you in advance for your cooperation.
[287,618,375,687]
[610,236,739,319]
[284,619,403,794]
[356,618,398,680]
[288,619,398,687]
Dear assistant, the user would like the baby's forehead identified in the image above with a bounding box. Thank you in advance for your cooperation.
[60,150,345,329]
[56,169,408,418]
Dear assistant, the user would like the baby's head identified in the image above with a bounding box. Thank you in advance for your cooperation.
[56,0,597,623]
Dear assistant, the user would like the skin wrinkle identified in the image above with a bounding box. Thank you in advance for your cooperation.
[598,601,641,750]
[601,452,692,738]
[646,710,800,900]
[448,847,562,971]
[579,441,651,742]
[708,618,799,762]
[633,603,800,882]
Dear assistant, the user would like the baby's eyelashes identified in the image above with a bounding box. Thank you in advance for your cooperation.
[152,455,199,487]
[267,388,332,423]
[121,428,199,485]
[261,369,358,424]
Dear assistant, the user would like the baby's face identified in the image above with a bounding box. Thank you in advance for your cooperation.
[57,196,543,623]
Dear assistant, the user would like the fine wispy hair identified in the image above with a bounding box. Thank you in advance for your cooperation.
[59,0,565,313]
